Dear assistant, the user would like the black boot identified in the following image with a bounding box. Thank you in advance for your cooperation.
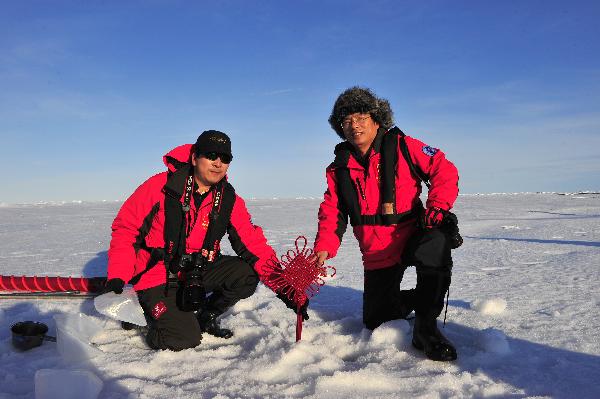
[412,315,457,361]
[197,310,233,339]
[412,270,456,361]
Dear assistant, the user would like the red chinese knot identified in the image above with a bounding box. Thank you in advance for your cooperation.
[265,236,336,306]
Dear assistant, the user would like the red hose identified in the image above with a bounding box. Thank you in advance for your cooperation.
[0,275,107,293]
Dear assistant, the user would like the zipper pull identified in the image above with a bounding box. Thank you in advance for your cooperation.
[355,178,366,200]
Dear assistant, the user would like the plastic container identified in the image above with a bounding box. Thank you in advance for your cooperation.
[35,369,103,399]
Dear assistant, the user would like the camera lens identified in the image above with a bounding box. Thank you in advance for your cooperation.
[179,275,205,312]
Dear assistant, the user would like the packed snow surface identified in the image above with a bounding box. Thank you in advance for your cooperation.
[0,193,599,398]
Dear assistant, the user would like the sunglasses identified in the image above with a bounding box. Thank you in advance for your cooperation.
[202,152,232,164]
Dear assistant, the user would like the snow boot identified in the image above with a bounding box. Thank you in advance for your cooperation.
[412,315,457,361]
[197,309,233,339]
[412,268,456,361]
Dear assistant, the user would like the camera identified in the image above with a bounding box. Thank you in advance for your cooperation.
[441,212,463,249]
[172,253,207,312]
[179,269,205,312]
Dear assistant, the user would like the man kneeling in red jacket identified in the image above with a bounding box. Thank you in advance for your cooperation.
[314,87,460,361]
[104,130,307,351]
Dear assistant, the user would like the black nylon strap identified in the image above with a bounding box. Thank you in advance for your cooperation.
[335,167,362,226]
[163,165,194,270]
[359,208,419,226]
[130,175,236,285]
[198,181,236,262]
[380,127,399,209]
[392,126,431,189]
[332,144,361,227]
[333,127,425,227]
[128,247,165,285]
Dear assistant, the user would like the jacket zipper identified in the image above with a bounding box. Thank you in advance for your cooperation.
[355,177,366,200]
[355,177,370,212]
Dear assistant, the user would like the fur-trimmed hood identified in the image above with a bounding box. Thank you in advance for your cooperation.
[328,87,394,139]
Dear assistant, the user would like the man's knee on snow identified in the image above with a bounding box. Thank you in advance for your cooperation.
[145,326,202,351]
[236,273,259,299]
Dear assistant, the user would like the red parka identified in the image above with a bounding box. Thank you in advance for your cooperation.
[314,130,459,270]
[107,144,278,291]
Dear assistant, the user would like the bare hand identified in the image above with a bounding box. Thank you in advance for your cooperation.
[314,251,329,266]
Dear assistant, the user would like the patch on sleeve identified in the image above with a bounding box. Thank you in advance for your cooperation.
[422,146,439,156]
[152,301,168,319]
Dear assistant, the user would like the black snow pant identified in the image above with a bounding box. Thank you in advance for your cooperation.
[137,255,259,351]
[363,227,453,330]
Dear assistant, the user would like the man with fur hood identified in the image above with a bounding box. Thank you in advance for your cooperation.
[314,87,460,361]
[104,130,307,351]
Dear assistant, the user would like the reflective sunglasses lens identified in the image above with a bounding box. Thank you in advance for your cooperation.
[219,154,232,164]
[204,152,219,161]
[203,152,231,164]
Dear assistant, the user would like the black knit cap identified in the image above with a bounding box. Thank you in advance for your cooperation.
[194,130,232,158]
[328,87,394,139]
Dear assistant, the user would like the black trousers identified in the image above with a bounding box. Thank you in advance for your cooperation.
[363,227,453,330]
[137,255,259,351]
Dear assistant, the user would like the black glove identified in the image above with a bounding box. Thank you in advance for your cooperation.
[277,292,309,321]
[101,278,125,295]
[423,206,447,229]
[440,212,464,249]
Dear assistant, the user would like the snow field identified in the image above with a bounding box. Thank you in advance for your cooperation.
[0,193,599,398]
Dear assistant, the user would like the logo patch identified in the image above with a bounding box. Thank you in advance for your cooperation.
[422,146,438,156]
[152,301,168,320]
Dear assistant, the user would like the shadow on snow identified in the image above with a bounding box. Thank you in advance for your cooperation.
[464,236,600,248]
[0,302,132,398]
[311,284,600,399]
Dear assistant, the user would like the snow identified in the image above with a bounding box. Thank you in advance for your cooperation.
[0,193,599,398]
[471,298,507,315]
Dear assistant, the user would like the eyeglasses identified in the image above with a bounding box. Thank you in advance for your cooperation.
[341,114,372,129]
[202,152,232,164]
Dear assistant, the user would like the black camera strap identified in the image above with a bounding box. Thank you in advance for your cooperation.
[199,180,236,263]
[163,165,195,269]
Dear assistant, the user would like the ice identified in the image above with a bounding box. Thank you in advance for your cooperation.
[54,313,105,363]
[93,286,147,326]
[35,369,103,399]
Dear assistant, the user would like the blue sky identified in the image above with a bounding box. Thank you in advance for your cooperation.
[1,1,599,203]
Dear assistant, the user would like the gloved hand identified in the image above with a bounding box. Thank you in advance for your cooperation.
[101,278,125,295]
[277,292,309,321]
[423,206,447,229]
